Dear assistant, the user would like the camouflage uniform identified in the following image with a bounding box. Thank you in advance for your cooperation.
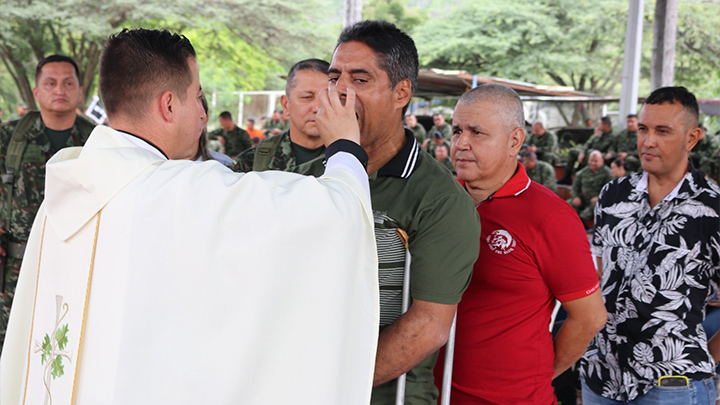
[437,156,454,174]
[209,125,252,158]
[563,131,615,178]
[569,165,612,221]
[231,130,324,175]
[262,118,289,137]
[427,122,452,141]
[526,160,558,193]
[0,113,95,350]
[691,132,720,184]
[426,140,451,158]
[407,123,426,143]
[610,129,640,171]
[525,130,559,164]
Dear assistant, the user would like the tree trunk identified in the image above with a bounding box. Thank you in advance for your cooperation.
[651,0,678,90]
[343,0,362,28]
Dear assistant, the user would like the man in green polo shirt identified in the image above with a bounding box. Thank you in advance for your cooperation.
[325,20,480,404]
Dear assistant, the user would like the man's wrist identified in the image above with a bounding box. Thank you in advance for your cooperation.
[325,139,368,170]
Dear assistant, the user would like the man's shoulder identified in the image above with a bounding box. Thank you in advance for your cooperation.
[599,174,638,200]
[538,160,554,170]
[73,114,97,137]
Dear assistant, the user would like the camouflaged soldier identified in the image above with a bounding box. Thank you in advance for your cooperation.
[560,116,615,184]
[208,111,252,158]
[0,55,95,350]
[261,109,290,138]
[405,114,426,144]
[692,125,720,184]
[610,114,640,172]
[523,151,557,193]
[434,143,454,174]
[427,113,452,141]
[526,121,559,164]
[232,59,329,174]
[569,150,612,223]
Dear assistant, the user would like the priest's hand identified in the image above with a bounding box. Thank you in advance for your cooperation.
[316,83,361,146]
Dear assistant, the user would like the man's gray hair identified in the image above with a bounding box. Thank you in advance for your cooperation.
[458,84,525,132]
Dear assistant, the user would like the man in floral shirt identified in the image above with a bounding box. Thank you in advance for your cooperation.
[580,86,720,404]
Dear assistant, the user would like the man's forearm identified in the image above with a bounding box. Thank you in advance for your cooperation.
[708,330,720,364]
[553,292,607,379]
[373,300,456,386]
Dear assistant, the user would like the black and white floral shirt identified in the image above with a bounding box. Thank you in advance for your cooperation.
[580,165,720,401]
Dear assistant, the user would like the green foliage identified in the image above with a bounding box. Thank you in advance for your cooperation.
[56,324,69,351]
[50,355,64,379]
[673,0,720,99]
[415,0,628,95]
[41,334,51,364]
[364,0,428,33]
[0,0,338,107]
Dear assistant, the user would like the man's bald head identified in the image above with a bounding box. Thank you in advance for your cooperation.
[588,150,604,171]
[457,84,524,134]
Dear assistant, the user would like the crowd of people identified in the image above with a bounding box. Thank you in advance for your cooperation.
[0,19,719,405]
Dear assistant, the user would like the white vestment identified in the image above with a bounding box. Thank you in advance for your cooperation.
[1,126,378,404]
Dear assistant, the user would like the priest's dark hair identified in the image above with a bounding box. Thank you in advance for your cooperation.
[335,20,418,116]
[99,28,196,120]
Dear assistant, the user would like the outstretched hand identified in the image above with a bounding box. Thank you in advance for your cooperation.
[315,83,360,146]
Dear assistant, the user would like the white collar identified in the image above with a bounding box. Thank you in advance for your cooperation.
[118,132,167,160]
[635,171,686,202]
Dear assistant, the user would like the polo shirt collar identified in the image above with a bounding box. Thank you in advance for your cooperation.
[493,162,532,198]
[376,129,420,179]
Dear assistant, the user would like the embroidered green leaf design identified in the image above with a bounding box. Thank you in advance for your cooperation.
[51,355,64,379]
[41,334,52,364]
[56,324,69,351]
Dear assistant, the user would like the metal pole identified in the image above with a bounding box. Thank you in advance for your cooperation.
[395,228,412,405]
[618,0,644,130]
[440,313,457,405]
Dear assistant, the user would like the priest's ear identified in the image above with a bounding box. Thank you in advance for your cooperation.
[158,90,176,123]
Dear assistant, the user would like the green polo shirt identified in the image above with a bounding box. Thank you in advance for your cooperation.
[368,130,480,404]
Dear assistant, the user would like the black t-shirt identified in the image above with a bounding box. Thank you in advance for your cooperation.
[45,127,73,151]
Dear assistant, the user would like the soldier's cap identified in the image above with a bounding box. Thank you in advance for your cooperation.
[432,131,443,139]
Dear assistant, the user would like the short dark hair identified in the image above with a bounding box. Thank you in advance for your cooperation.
[286,59,330,96]
[99,28,196,119]
[35,55,81,85]
[337,20,418,116]
[626,114,637,119]
[246,118,255,124]
[600,116,612,128]
[612,158,628,171]
[643,86,699,131]
[219,111,232,120]
[522,151,537,160]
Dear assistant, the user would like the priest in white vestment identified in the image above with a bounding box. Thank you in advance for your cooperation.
[0,28,378,404]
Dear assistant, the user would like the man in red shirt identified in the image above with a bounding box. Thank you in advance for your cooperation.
[445,84,607,404]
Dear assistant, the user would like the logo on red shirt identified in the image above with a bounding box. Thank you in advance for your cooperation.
[486,229,516,254]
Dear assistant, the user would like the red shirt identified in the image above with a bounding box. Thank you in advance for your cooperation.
[443,163,599,404]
